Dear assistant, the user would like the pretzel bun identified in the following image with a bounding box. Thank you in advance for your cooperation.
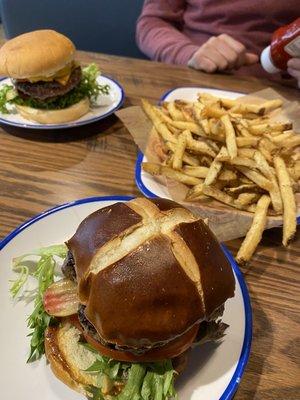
[44,321,99,396]
[67,198,235,360]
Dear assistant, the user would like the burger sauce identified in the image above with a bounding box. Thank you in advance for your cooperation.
[261,18,300,73]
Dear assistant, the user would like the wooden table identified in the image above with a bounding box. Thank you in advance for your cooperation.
[0,51,299,399]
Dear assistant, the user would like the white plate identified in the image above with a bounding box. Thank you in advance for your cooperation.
[0,75,124,129]
[0,196,251,400]
[135,87,242,198]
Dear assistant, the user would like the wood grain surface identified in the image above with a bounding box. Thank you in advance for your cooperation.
[0,51,299,399]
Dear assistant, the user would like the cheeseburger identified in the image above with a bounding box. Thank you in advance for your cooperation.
[0,30,110,123]
[42,198,235,399]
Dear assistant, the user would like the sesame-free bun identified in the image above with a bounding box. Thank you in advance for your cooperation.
[67,197,235,354]
[45,321,100,396]
[16,97,90,124]
[0,30,75,79]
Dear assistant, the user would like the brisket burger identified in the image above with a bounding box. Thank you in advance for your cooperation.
[43,198,235,398]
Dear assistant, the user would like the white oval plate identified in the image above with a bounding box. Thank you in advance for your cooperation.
[0,196,251,400]
[0,75,124,129]
[135,87,243,198]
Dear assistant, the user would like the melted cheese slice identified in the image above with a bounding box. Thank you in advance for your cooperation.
[28,63,73,85]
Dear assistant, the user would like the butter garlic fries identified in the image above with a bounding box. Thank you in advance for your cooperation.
[141,94,299,265]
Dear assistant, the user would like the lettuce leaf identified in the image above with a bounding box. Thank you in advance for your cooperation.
[10,244,68,361]
[0,63,110,112]
[83,344,177,400]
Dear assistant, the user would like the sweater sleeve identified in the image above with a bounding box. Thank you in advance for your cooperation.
[136,0,199,65]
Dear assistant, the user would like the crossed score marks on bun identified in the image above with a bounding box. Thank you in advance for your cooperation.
[47,198,236,364]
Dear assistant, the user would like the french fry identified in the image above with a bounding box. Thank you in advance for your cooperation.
[235,192,261,206]
[227,157,258,169]
[231,103,265,115]
[219,97,237,109]
[202,185,256,212]
[200,119,210,135]
[236,166,273,191]
[221,114,238,159]
[260,99,283,112]
[238,148,256,158]
[225,183,260,195]
[166,142,200,166]
[288,161,300,181]
[281,135,300,150]
[199,155,214,167]
[185,183,205,201]
[141,99,176,143]
[182,166,209,178]
[236,137,259,147]
[185,131,217,157]
[169,120,204,136]
[254,151,283,213]
[167,124,181,136]
[248,123,269,135]
[142,162,203,185]
[181,107,196,123]
[236,195,271,265]
[202,105,227,118]
[258,138,277,163]
[218,169,238,181]
[204,147,226,185]
[172,132,187,170]
[267,131,294,144]
[274,156,297,246]
[167,101,185,121]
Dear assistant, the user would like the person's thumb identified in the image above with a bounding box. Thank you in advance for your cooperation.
[244,53,259,65]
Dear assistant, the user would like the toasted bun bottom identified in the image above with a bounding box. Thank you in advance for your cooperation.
[16,97,90,124]
[45,321,99,396]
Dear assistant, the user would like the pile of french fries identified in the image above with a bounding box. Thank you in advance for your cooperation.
[141,94,299,265]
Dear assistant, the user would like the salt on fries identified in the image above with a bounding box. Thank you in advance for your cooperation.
[141,95,299,264]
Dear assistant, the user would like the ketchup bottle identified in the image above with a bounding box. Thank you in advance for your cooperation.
[261,18,300,73]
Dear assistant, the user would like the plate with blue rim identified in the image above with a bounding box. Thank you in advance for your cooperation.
[0,75,124,130]
[0,195,251,400]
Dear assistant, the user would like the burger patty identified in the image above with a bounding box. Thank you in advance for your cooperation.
[61,250,76,281]
[15,66,82,101]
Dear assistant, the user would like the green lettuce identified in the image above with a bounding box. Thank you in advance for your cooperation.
[83,345,178,400]
[10,244,68,361]
[0,63,109,112]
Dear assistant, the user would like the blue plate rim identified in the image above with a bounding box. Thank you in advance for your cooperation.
[0,75,125,130]
[0,195,252,400]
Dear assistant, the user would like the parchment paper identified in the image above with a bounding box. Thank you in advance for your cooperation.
[116,88,299,241]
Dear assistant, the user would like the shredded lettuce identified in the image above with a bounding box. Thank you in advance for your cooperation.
[0,84,17,113]
[0,63,110,112]
[10,244,68,362]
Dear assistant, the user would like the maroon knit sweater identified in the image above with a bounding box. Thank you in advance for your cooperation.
[136,0,298,79]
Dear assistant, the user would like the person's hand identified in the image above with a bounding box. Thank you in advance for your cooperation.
[188,34,258,73]
[287,58,300,88]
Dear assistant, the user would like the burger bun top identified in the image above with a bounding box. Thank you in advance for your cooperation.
[0,30,75,79]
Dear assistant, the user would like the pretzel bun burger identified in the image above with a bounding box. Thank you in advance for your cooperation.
[43,198,235,398]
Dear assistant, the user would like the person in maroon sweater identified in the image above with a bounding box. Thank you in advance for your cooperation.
[136,1,299,87]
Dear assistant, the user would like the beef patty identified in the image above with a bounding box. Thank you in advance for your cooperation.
[15,66,82,101]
